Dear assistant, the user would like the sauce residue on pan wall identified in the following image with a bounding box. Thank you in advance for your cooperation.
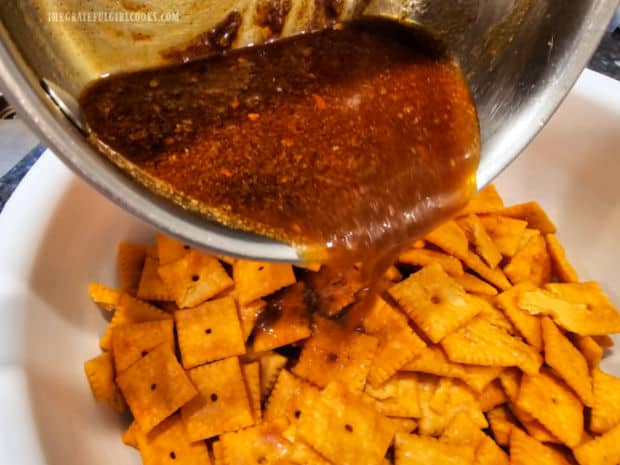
[80,18,480,276]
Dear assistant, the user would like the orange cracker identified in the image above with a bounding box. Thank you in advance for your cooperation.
[297,382,397,465]
[441,316,542,374]
[159,249,233,308]
[498,201,557,234]
[155,232,189,265]
[394,433,475,465]
[475,295,516,334]
[181,357,254,440]
[459,214,502,268]
[258,351,288,400]
[293,316,378,390]
[425,220,470,258]
[116,343,197,433]
[365,373,421,418]
[117,241,147,295]
[519,282,620,335]
[99,293,172,350]
[498,367,521,401]
[428,378,488,431]
[544,234,579,282]
[510,404,561,444]
[306,265,363,316]
[112,319,174,373]
[496,282,542,350]
[122,421,140,449]
[516,370,583,447]
[441,412,509,465]
[459,365,504,393]
[233,259,296,305]
[458,184,504,216]
[479,215,528,257]
[453,272,498,296]
[593,334,614,348]
[571,334,604,368]
[541,317,593,406]
[252,283,311,352]
[241,362,262,424]
[478,379,508,412]
[461,250,512,291]
[509,427,571,465]
[137,255,174,301]
[237,297,266,341]
[590,367,620,434]
[397,248,464,277]
[84,351,125,412]
[88,282,120,311]
[362,297,427,387]
[504,233,552,287]
[388,263,481,343]
[574,422,620,465]
[137,414,211,465]
[174,296,246,369]
[487,406,518,447]
[389,417,418,434]
[402,344,466,379]
[219,419,291,465]
[264,369,321,422]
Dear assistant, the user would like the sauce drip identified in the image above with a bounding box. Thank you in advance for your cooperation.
[80,19,480,291]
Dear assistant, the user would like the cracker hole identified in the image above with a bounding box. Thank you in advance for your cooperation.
[326,352,338,362]
[294,410,301,419]
[258,266,265,271]
[183,245,190,250]
[151,383,157,391]
[169,451,176,459]
[344,424,353,432]
[431,295,441,305]
[141,350,148,357]
[210,393,218,402]
[257,457,266,464]
[191,275,200,282]
[205,328,212,334]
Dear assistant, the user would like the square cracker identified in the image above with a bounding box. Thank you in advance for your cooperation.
[233,260,296,305]
[590,368,620,434]
[516,370,583,447]
[116,343,197,433]
[252,283,311,352]
[388,263,481,343]
[498,201,557,234]
[306,265,364,316]
[175,296,246,369]
[297,382,397,465]
[137,256,174,301]
[441,315,542,375]
[293,316,378,390]
[117,241,148,295]
[241,362,262,423]
[219,419,291,465]
[458,184,504,216]
[478,215,528,258]
[394,433,475,465]
[100,293,172,350]
[504,233,552,287]
[159,249,233,308]
[264,369,321,422]
[509,427,571,465]
[137,414,211,465]
[362,297,426,387]
[181,357,254,440]
[544,234,579,283]
[574,423,620,465]
[112,319,174,373]
[84,351,125,412]
[364,373,421,418]
[397,248,464,277]
[156,233,190,265]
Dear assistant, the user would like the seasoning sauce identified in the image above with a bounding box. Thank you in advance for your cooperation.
[80,19,480,282]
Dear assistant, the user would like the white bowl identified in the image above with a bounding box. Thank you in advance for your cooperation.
[0,69,619,464]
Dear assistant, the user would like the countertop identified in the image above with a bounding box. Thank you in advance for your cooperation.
[1,27,620,213]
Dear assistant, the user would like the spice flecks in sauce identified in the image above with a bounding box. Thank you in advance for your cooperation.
[81,19,480,269]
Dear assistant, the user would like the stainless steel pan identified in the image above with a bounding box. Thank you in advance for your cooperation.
[0,0,617,262]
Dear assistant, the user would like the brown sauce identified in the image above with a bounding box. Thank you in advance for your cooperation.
[80,19,480,284]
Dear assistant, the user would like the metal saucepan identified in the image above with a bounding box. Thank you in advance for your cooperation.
[0,0,617,262]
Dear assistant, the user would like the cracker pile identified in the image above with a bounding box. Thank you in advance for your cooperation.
[84,185,620,465]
